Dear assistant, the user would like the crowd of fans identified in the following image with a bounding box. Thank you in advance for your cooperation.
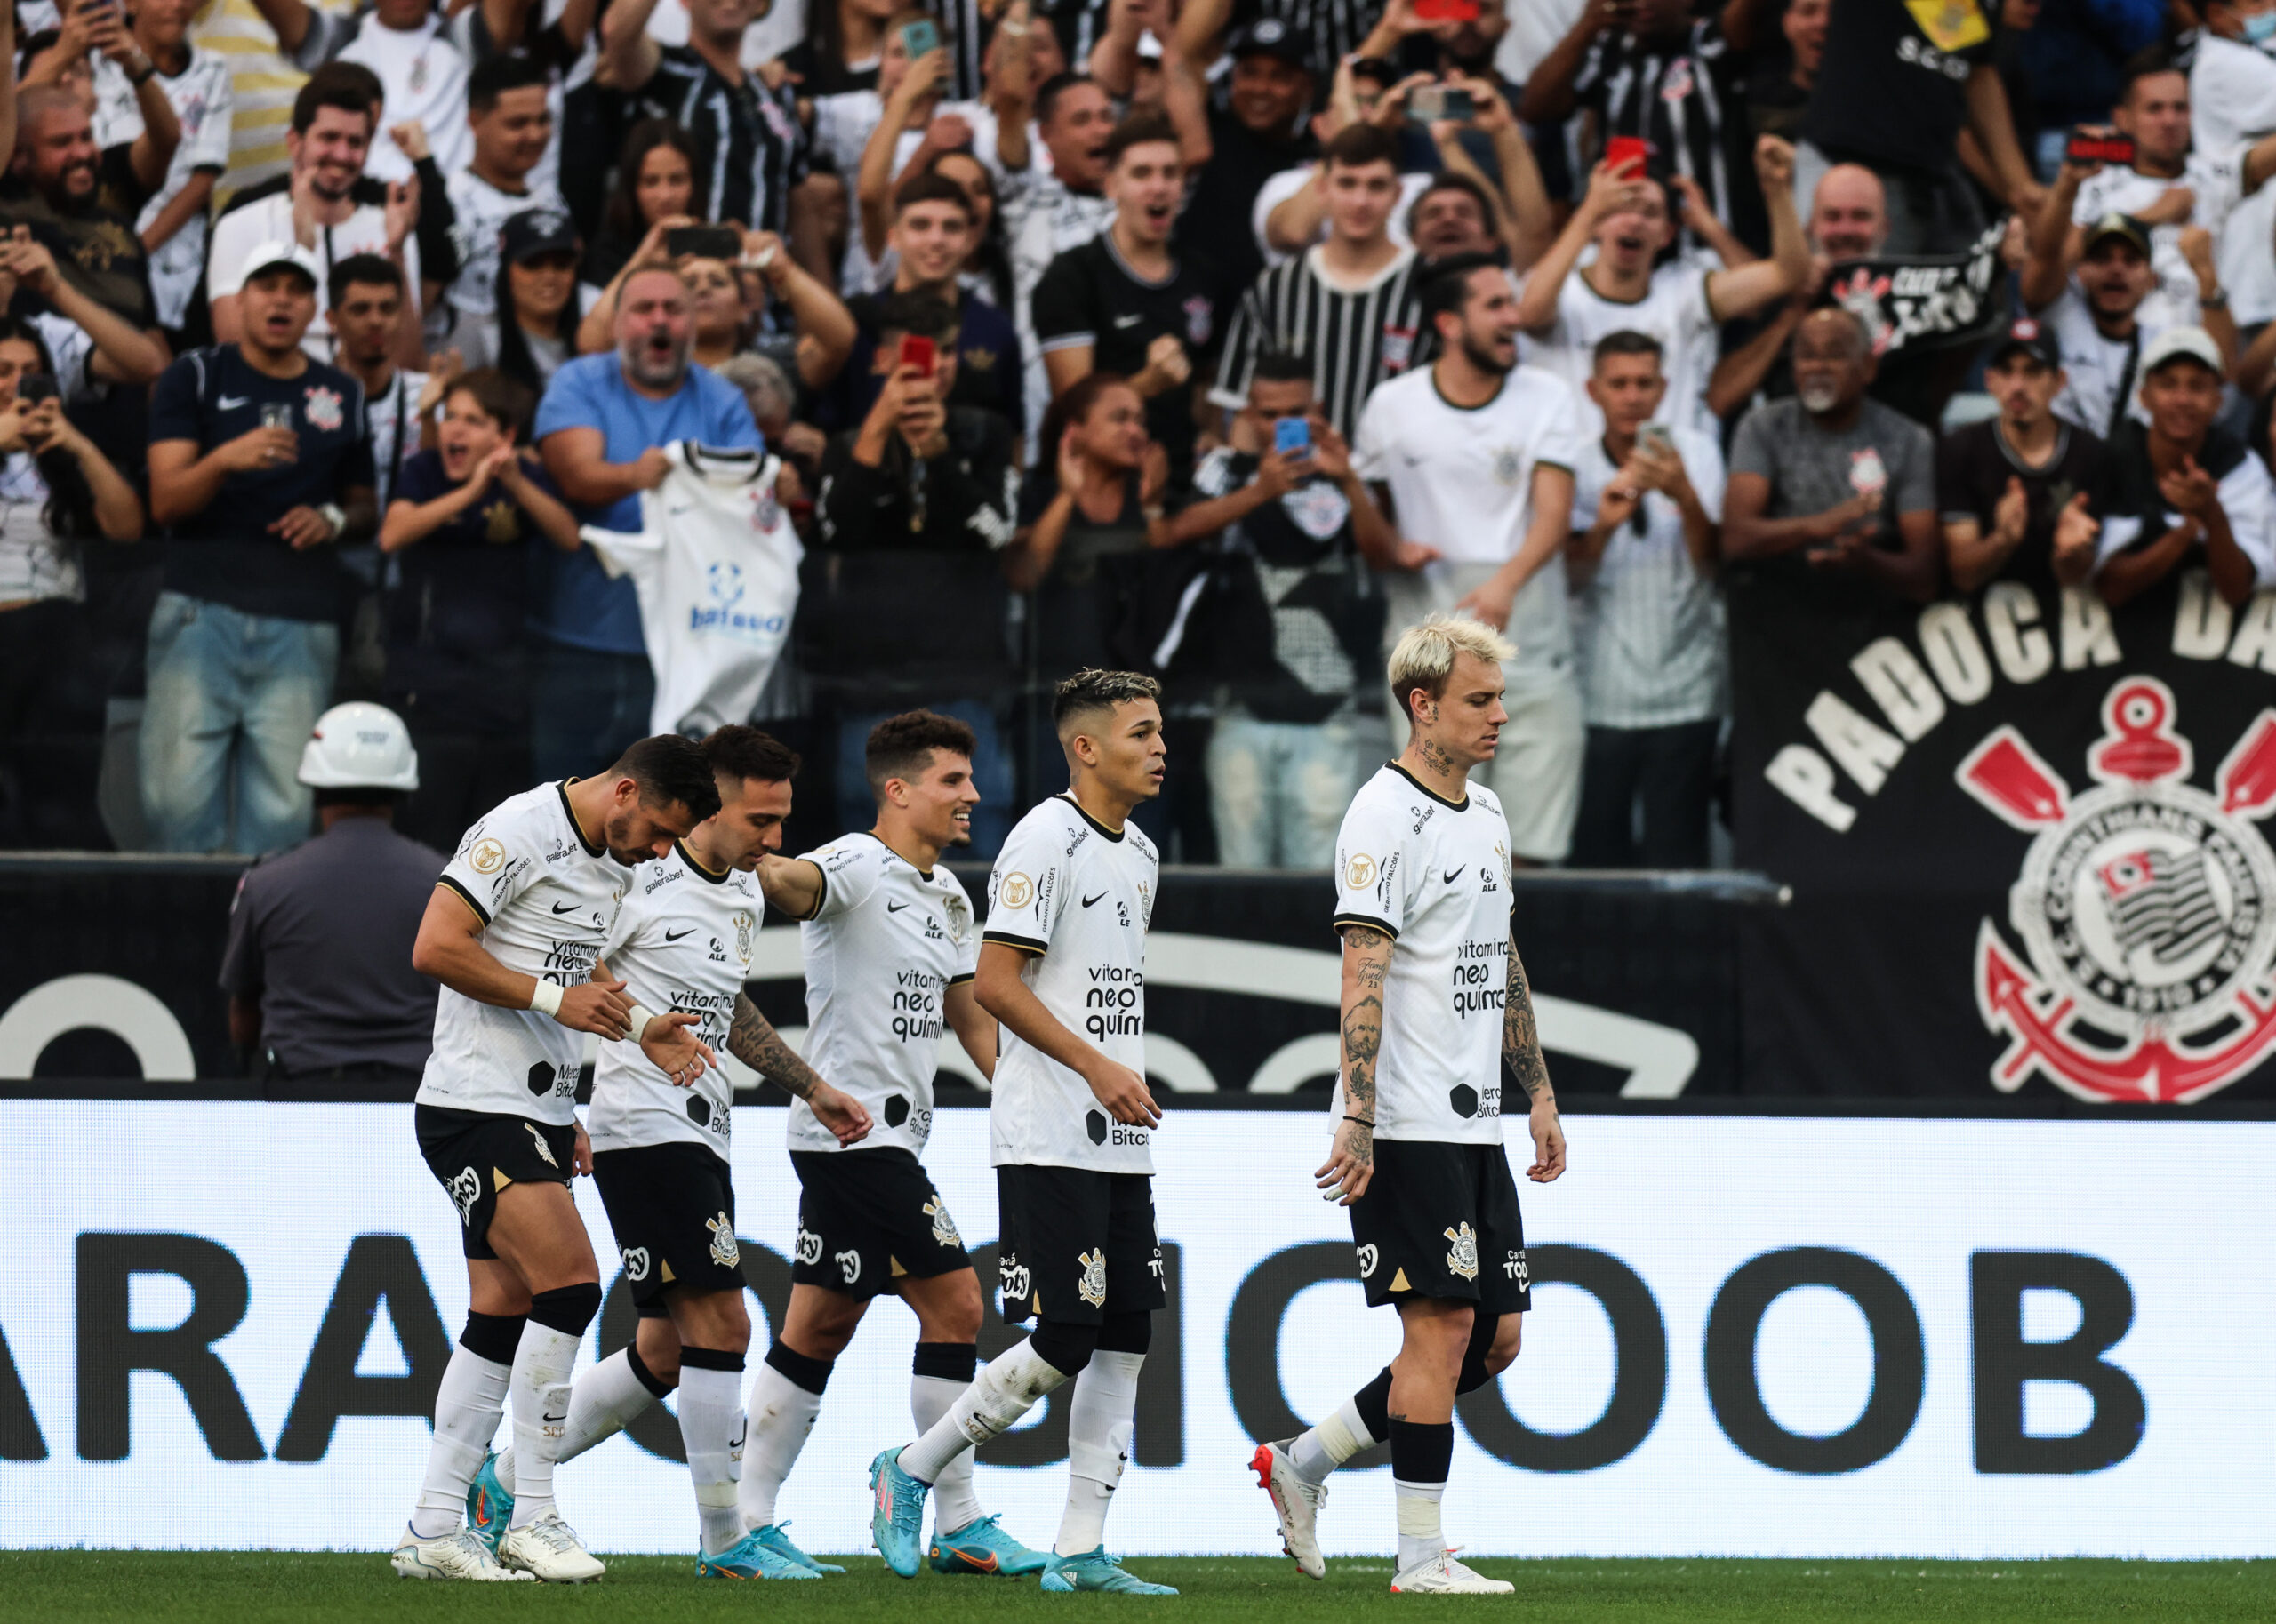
[4,0,2275,869]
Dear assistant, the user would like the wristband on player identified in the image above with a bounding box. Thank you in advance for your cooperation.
[624,1002,660,1040]
[1343,1114,1374,1126]
[529,978,565,1018]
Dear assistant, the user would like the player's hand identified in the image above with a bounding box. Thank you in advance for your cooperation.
[269,504,337,548]
[390,119,432,163]
[1527,1097,1566,1182]
[1085,1059,1160,1128]
[1992,475,2029,544]
[223,424,299,472]
[1752,133,1796,191]
[1315,1116,1374,1205]
[808,1083,874,1147]
[572,1119,595,1176]
[630,445,673,489]
[2051,490,2099,566]
[1135,332,1190,393]
[556,977,636,1039]
[4,233,60,297]
[638,1010,717,1087]
[1455,573,1516,631]
[1389,538,1441,572]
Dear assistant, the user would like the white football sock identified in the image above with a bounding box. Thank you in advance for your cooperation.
[409,1342,509,1539]
[1394,1477,1447,1573]
[737,1358,823,1530]
[496,1345,669,1493]
[1289,1392,1378,1487]
[899,1339,1071,1484]
[1055,1352,1142,1556]
[505,1321,581,1528]
[677,1361,747,1556]
[913,1372,985,1534]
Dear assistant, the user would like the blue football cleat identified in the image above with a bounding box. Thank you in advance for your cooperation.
[1039,1548,1179,1594]
[465,1452,513,1554]
[870,1446,931,1578]
[697,1530,823,1580]
[750,1522,845,1575]
[931,1513,1050,1575]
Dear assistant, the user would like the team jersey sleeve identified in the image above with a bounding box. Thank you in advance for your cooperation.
[798,842,880,922]
[1680,428,1727,523]
[1533,375,1584,475]
[2215,452,2276,587]
[188,68,235,172]
[1030,252,1094,356]
[949,876,981,983]
[982,816,1066,955]
[1891,419,1936,516]
[1350,387,1393,482]
[146,353,203,444]
[437,803,545,925]
[1333,793,1411,940]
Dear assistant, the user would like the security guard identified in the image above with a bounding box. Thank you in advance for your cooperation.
[219,701,443,1088]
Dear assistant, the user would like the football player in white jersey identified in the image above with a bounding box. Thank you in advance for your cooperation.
[396,736,722,1583]
[460,727,876,1580]
[733,710,1052,1578]
[1254,616,1567,1595]
[868,672,1177,1595]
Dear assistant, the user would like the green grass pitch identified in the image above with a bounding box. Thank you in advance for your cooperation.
[1,1553,2268,1622]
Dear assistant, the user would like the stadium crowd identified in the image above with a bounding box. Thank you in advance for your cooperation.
[3,0,2274,870]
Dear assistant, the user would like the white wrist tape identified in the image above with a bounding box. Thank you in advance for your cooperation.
[625,1002,660,1039]
[529,979,565,1018]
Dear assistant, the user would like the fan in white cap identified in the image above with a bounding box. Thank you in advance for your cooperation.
[298,700,420,792]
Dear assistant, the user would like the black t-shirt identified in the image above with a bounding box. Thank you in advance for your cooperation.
[839,290,1023,433]
[1802,0,1999,172]
[1031,234,1216,480]
[148,345,376,623]
[1180,102,1315,309]
[1935,416,2105,591]
[0,164,156,325]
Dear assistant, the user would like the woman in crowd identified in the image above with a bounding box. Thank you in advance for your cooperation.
[459,210,586,394]
[788,0,901,94]
[580,119,699,300]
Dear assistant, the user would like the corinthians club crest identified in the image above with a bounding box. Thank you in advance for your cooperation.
[1957,677,2276,1103]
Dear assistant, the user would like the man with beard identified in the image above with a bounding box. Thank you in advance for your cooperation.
[207,69,424,369]
[2022,206,2224,440]
[1352,252,1585,866]
[2,85,165,333]
[533,264,759,780]
[1723,307,1941,604]
[1939,318,2105,594]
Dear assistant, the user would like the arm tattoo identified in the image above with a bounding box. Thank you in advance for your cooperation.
[1341,926,1390,1156]
[1503,944,1555,1105]
[728,992,828,1101]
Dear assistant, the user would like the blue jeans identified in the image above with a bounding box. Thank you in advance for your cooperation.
[529,642,655,785]
[835,699,1014,858]
[1206,709,1358,869]
[140,590,339,855]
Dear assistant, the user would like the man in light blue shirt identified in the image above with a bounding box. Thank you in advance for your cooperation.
[533,266,762,777]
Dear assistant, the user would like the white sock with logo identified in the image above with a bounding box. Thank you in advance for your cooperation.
[912,1372,986,1534]
[505,1322,581,1529]
[738,1345,828,1530]
[1054,1352,1142,1556]
[899,1339,1071,1484]
[677,1355,748,1557]
[495,1345,667,1493]
[409,1342,510,1540]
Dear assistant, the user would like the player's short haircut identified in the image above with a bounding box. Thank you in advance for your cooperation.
[871,289,960,343]
[1322,123,1398,173]
[701,725,801,789]
[293,61,380,134]
[1252,350,1312,387]
[2118,44,2180,103]
[327,252,402,307]
[1387,615,1515,724]
[469,52,551,114]
[1104,109,1180,169]
[1411,169,1495,234]
[894,170,974,220]
[1591,328,1663,369]
[1420,251,1503,328]
[1053,668,1162,732]
[612,733,725,820]
[866,710,980,799]
[1035,72,1095,128]
[445,366,536,440]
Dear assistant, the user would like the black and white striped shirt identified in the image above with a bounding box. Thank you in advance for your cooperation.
[1210,246,1430,439]
[630,46,808,234]
[1572,20,1734,260]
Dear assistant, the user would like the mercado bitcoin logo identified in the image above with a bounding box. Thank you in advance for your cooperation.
[1957,677,2276,1103]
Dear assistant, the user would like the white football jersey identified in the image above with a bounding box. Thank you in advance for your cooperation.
[982,796,1158,1173]
[789,833,981,1156]
[417,782,632,1126]
[588,841,761,1156]
[1332,763,1516,1145]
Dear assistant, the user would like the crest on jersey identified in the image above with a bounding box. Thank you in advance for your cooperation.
[525,1124,558,1169]
[621,1245,651,1281]
[733,911,755,965]
[1959,677,2276,1104]
[302,385,344,432]
[943,894,969,941]
[999,871,1035,909]
[1355,1243,1379,1279]
[1344,852,1375,891]
[837,1248,862,1284]
[795,1227,823,1264]
[1077,1247,1108,1308]
[469,837,506,874]
[707,1212,740,1269]
[1490,447,1524,486]
[1183,295,1213,348]
[1443,1222,1479,1282]
[448,1165,481,1225]
[925,1196,961,1249]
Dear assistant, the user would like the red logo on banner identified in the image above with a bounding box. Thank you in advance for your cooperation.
[1956,678,2276,1103]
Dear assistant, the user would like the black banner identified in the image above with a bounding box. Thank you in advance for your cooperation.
[1730,564,2276,1102]
[1824,221,2008,358]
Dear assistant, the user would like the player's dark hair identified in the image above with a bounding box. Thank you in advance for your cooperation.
[1421,251,1501,328]
[701,724,801,789]
[866,710,980,799]
[327,252,402,307]
[293,61,380,135]
[469,52,550,115]
[1592,328,1663,368]
[1037,372,1137,484]
[871,290,960,344]
[1035,72,1095,128]
[1104,109,1180,168]
[1252,350,1313,386]
[444,366,536,442]
[1411,170,1495,235]
[1053,668,1162,728]
[1322,122,1397,172]
[1346,55,1398,92]
[613,734,724,820]
[2118,44,2180,104]
[894,170,974,220]
[605,118,701,244]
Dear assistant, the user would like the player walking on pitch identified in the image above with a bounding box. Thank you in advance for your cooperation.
[394,738,722,1582]
[1254,616,1567,1594]
[737,710,1049,1578]
[869,670,1175,1594]
[461,727,876,1580]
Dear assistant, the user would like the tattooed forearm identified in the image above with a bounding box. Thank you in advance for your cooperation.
[1504,944,1554,1105]
[1341,925,1392,1130]
[729,992,827,1101]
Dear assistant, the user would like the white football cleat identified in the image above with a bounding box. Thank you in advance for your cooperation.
[1390,1551,1513,1594]
[1250,1440,1326,1579]
[498,1510,607,1582]
[390,1527,534,1581]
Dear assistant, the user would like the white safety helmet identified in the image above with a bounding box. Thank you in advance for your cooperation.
[297,701,421,792]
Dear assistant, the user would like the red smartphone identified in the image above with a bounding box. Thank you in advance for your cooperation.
[1414,0,1481,21]
[898,334,937,376]
[1604,135,1651,177]
[2066,130,2136,168]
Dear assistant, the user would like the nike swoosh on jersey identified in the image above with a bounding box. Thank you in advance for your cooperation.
[218,394,251,408]
[1443,867,1464,884]
[1112,313,1142,327]
[886,900,910,912]
[551,901,580,914]
[665,927,694,940]
[1082,891,1108,907]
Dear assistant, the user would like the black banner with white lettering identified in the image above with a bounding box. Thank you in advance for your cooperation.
[1729,564,2276,1101]
[1824,221,2008,357]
